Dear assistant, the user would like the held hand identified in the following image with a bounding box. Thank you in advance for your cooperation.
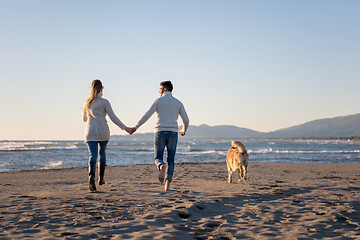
[125,127,133,135]
[130,127,137,135]
[179,131,185,136]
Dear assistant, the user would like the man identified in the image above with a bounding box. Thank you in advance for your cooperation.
[130,81,189,191]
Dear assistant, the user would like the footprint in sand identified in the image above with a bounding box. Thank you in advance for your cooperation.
[195,204,205,210]
[160,204,172,208]
[177,210,191,219]
[55,232,78,237]
[204,222,221,228]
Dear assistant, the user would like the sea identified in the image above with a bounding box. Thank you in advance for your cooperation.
[1,138,360,172]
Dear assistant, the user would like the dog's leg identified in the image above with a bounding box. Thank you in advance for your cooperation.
[226,164,231,183]
[236,168,241,183]
[242,165,247,180]
[228,170,232,183]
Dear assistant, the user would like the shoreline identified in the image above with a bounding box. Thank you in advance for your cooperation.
[1,162,359,239]
[1,161,359,174]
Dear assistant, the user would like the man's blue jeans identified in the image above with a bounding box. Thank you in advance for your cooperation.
[154,131,178,182]
[86,141,108,164]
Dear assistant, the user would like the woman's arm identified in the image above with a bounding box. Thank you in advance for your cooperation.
[104,100,126,130]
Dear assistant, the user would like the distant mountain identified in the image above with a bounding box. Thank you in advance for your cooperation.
[111,125,262,139]
[268,113,360,138]
[185,124,263,138]
[112,113,360,139]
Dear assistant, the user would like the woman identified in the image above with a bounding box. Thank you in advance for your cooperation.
[83,79,131,192]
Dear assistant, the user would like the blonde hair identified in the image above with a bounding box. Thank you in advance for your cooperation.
[82,80,103,121]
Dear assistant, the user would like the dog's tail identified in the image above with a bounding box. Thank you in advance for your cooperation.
[231,140,247,154]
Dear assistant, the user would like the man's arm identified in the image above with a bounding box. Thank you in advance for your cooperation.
[134,100,158,130]
[179,103,189,136]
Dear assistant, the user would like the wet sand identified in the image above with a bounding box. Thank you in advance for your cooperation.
[0,162,359,239]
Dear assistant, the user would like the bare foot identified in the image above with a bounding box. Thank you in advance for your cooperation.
[158,164,166,183]
[164,180,170,191]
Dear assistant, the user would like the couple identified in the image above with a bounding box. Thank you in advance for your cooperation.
[82,80,189,192]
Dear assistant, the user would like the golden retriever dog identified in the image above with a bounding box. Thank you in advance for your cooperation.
[226,140,248,183]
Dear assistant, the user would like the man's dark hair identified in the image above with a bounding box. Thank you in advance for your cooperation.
[160,81,173,92]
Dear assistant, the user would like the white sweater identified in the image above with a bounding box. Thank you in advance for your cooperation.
[135,91,189,133]
[83,93,126,142]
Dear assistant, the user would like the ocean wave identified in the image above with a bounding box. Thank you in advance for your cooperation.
[0,142,26,150]
[248,148,360,154]
[179,150,227,156]
[0,143,78,151]
[123,148,151,152]
[248,148,273,154]
[41,161,64,169]
[32,141,56,145]
[187,146,205,152]
[0,162,13,168]
[0,141,56,149]
[295,139,344,144]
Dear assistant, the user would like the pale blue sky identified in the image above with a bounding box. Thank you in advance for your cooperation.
[1,0,359,140]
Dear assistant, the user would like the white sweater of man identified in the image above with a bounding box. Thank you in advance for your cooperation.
[135,91,189,133]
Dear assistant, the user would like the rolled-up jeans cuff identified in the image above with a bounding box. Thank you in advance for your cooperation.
[155,159,165,171]
[165,176,173,182]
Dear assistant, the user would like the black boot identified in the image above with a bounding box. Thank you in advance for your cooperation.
[89,162,97,192]
[99,162,106,185]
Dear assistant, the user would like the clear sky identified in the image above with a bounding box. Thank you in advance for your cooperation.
[1,0,359,140]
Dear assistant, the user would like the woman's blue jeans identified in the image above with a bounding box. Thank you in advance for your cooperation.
[154,131,178,182]
[86,141,108,164]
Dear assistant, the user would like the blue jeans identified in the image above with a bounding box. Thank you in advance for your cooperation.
[86,141,108,164]
[154,131,178,182]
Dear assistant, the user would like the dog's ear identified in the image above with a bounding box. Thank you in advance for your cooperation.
[236,149,245,155]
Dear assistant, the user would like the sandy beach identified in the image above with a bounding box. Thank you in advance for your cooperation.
[0,162,359,239]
